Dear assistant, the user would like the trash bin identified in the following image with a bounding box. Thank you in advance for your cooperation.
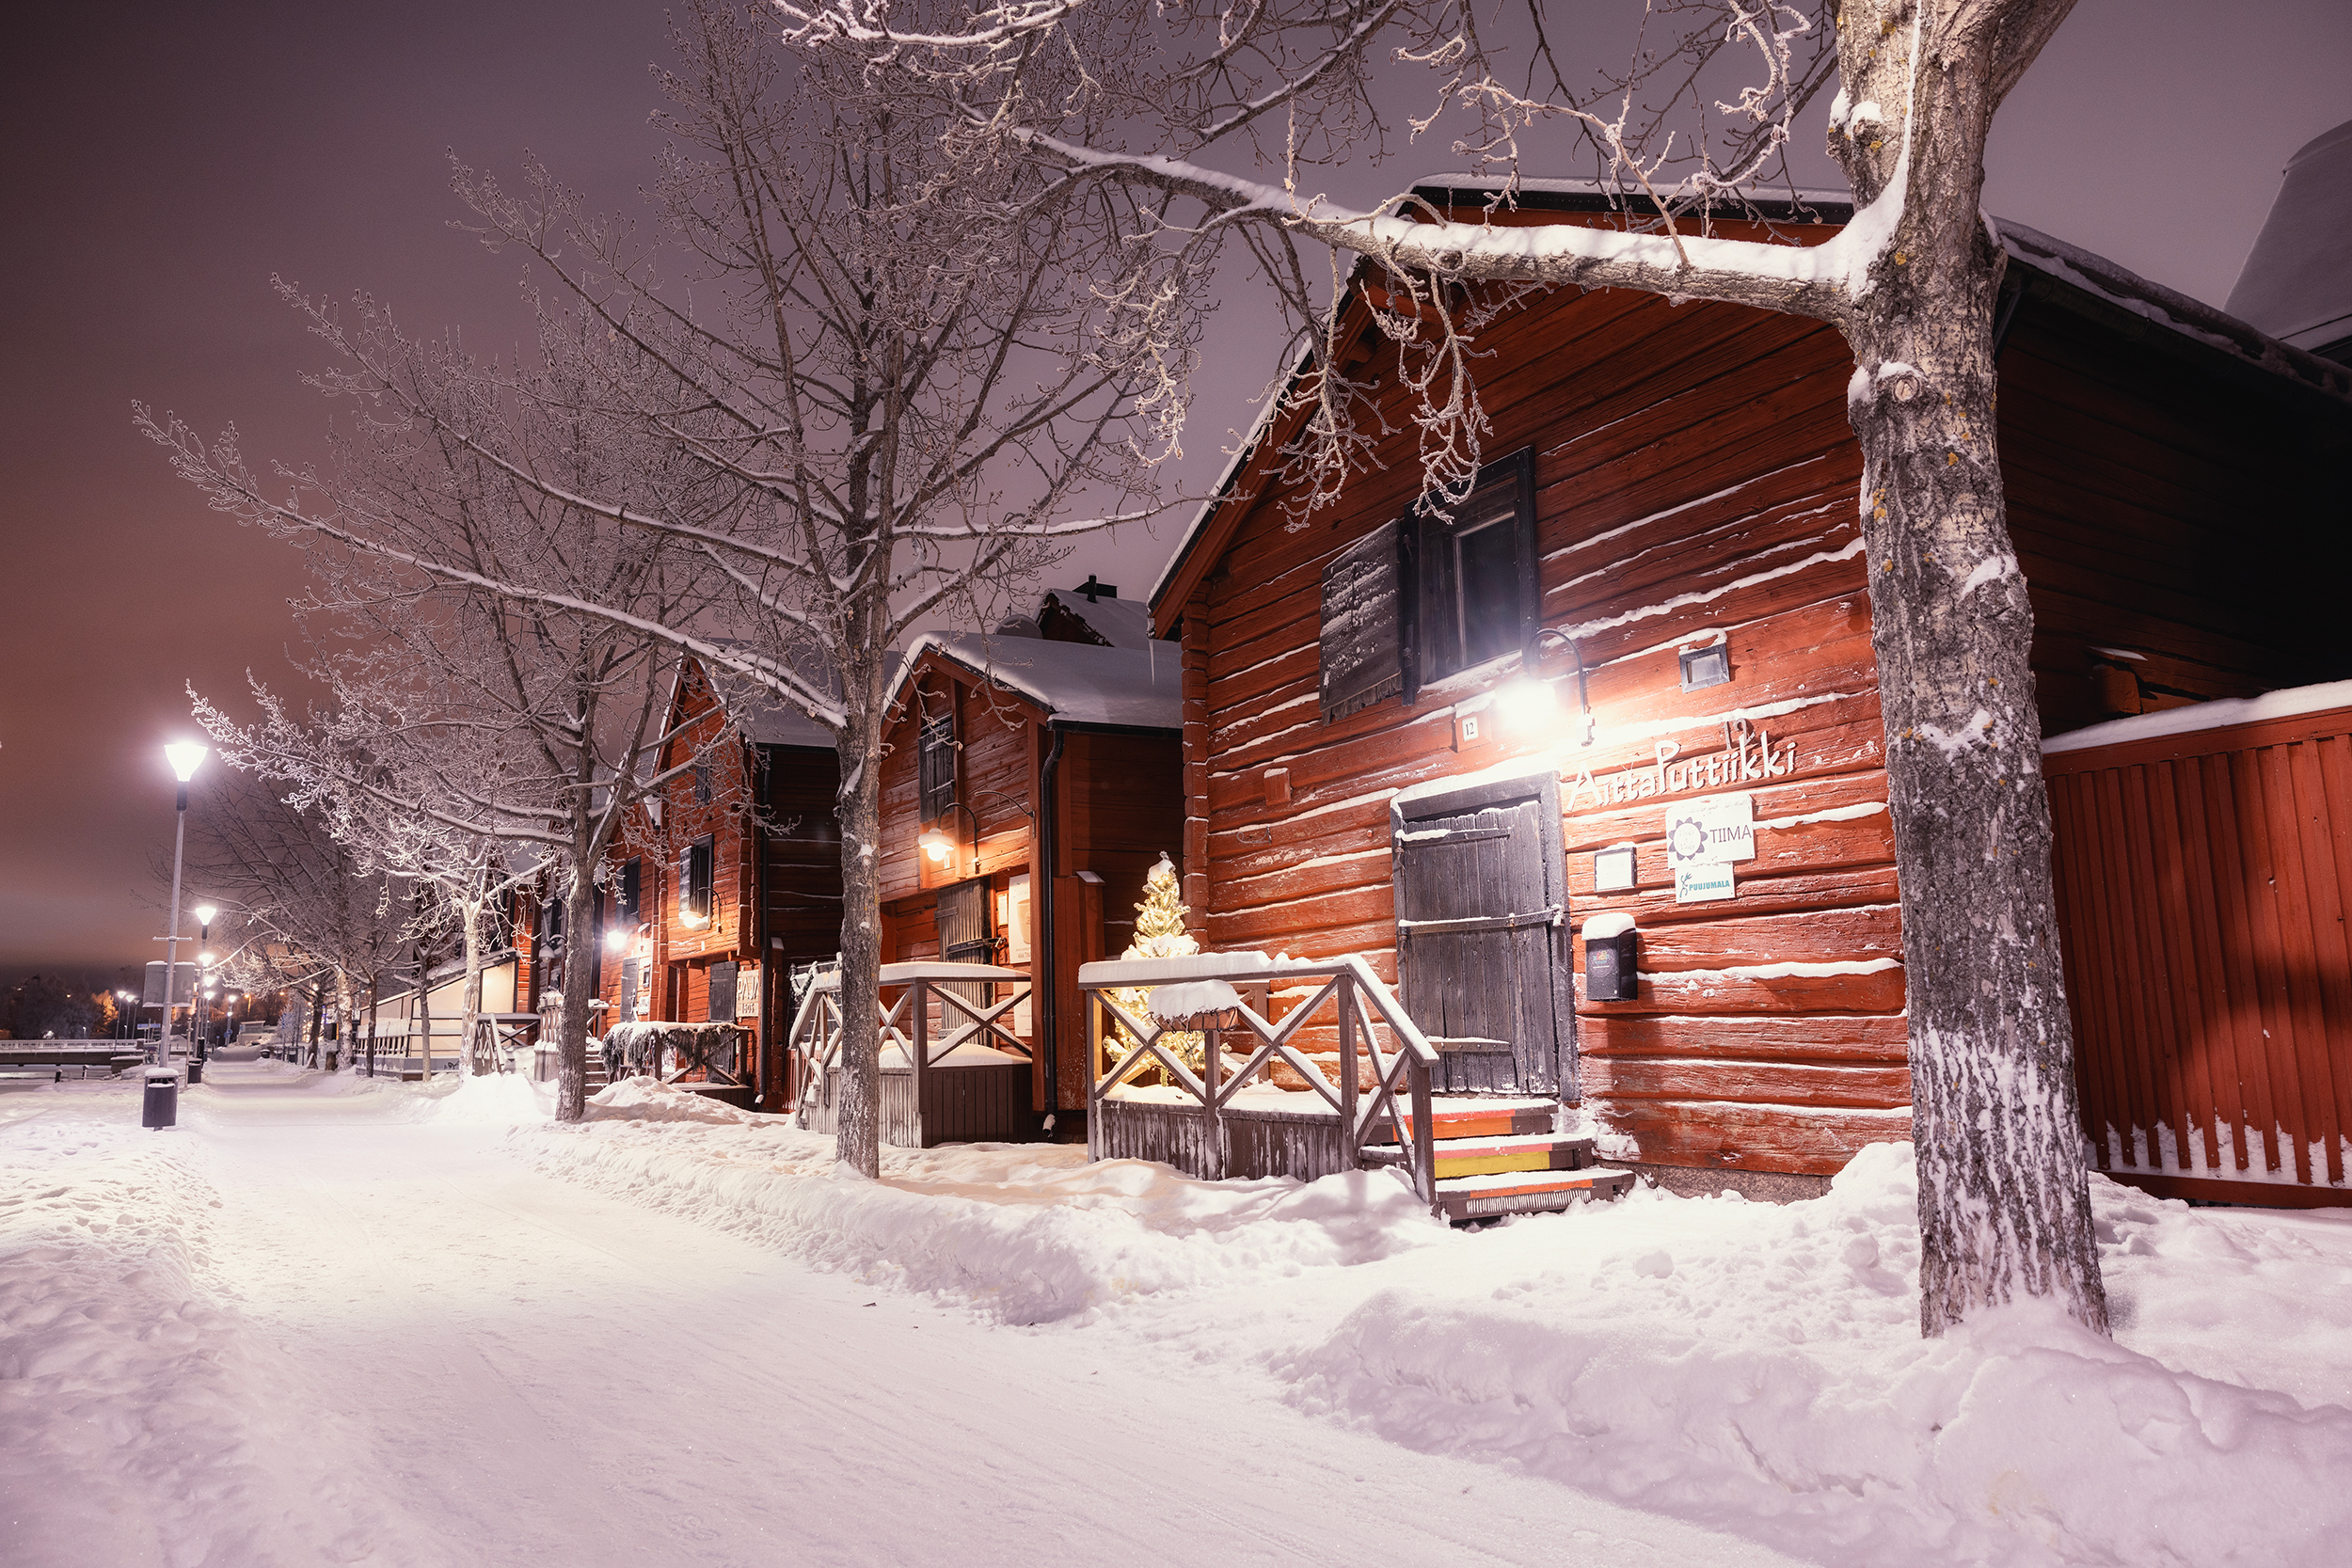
[142,1069,178,1131]
[185,1057,203,1086]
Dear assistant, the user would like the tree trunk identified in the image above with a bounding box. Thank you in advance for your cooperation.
[1839,0,2106,1336]
[834,711,884,1177]
[460,894,486,1075]
[555,866,598,1121]
[306,981,323,1069]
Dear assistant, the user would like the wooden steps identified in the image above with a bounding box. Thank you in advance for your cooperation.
[1437,1165,1636,1221]
[1368,1094,1634,1223]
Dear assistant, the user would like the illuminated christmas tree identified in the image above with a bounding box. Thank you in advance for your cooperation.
[1108,854,1203,1076]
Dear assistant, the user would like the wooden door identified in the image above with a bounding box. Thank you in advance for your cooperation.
[1393,776,1573,1096]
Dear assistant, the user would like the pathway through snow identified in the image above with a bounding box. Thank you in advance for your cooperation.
[3,1059,1816,1568]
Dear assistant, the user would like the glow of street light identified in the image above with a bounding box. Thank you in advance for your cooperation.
[165,742,208,782]
[194,903,218,926]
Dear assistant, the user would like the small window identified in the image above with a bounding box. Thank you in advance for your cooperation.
[1318,447,1536,721]
[617,858,643,923]
[693,760,713,806]
[679,837,715,922]
[918,711,957,822]
[1412,450,1538,686]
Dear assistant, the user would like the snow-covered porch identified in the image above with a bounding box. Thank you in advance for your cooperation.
[788,960,1040,1147]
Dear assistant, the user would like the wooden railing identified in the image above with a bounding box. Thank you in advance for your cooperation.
[1075,955,1441,1212]
[788,960,1034,1120]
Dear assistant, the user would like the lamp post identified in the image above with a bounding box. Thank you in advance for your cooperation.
[160,742,207,1065]
[192,903,217,1059]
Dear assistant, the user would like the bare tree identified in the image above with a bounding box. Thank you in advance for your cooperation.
[149,304,717,1120]
[153,1,1206,1172]
[177,766,409,1069]
[762,0,2122,1330]
[195,680,551,1079]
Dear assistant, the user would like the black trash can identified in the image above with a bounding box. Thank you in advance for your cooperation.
[185,1057,203,1086]
[142,1069,178,1130]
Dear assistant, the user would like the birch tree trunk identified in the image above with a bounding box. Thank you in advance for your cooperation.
[1835,0,2106,1336]
[557,865,599,1122]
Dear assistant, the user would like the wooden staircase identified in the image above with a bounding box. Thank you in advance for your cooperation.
[1369,1096,1635,1223]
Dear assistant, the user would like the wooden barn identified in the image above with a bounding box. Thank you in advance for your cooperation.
[793,601,1184,1145]
[594,652,844,1110]
[1135,180,2352,1206]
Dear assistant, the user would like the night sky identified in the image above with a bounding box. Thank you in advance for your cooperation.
[4,0,2347,974]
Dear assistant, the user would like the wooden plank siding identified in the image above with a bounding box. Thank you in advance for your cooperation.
[1162,218,2351,1182]
[1177,281,1909,1178]
[875,648,1184,1118]
[2047,706,2352,1203]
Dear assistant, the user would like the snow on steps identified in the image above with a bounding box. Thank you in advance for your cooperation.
[1365,1094,1635,1223]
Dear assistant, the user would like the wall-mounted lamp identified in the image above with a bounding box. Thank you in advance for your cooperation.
[1502,626,1597,747]
[922,790,1037,877]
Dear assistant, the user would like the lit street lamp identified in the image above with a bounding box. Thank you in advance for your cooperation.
[160,742,207,1066]
[193,903,218,1059]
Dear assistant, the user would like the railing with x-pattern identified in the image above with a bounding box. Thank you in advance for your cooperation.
[1076,954,1442,1212]
[788,961,1035,1128]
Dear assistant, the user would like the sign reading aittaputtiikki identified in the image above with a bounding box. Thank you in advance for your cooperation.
[1562,721,1797,812]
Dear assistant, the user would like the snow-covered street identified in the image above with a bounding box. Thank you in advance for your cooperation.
[8,1058,2352,1568]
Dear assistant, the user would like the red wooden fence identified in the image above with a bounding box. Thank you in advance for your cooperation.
[2045,700,2352,1206]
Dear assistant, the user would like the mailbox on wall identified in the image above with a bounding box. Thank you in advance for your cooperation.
[1582,911,1639,1001]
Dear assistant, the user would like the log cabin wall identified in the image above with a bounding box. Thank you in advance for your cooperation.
[877,650,1185,1117]
[1164,214,2352,1183]
[1174,280,1909,1180]
[1996,285,2352,736]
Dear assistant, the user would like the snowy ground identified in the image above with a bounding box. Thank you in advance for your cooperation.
[5,1061,2350,1567]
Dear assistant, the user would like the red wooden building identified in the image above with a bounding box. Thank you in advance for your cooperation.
[1140,181,2352,1203]
[595,653,843,1109]
[794,593,1184,1141]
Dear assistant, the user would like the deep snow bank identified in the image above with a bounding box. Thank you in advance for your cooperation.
[1276,1145,2352,1567]
[525,1080,1447,1323]
[533,1099,2352,1567]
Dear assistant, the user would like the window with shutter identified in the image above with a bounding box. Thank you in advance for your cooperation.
[618,858,642,923]
[1317,447,1538,721]
[918,711,957,821]
[1413,448,1538,684]
[1318,518,1406,721]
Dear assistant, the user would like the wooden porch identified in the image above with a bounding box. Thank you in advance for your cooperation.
[789,961,1040,1148]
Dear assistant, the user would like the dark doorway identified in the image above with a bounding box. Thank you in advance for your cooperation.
[1391,771,1574,1096]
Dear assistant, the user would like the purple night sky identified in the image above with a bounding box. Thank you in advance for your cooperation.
[3,0,2346,974]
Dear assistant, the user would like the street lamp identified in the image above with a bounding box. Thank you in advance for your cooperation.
[192,904,218,1058]
[160,742,207,1065]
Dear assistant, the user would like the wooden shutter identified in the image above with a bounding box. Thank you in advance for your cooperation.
[707,960,739,1022]
[1319,519,1406,721]
[620,958,641,1022]
[619,858,642,923]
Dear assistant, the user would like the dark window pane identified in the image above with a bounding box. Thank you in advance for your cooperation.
[1455,513,1520,668]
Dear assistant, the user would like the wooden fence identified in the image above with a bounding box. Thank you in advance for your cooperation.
[2046,700,2352,1205]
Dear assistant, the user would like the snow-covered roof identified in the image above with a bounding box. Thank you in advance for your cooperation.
[697,640,840,749]
[2000,221,2352,403]
[1146,184,2352,616]
[1036,588,1160,649]
[2042,679,2352,756]
[901,631,1182,730]
[2226,119,2352,358]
